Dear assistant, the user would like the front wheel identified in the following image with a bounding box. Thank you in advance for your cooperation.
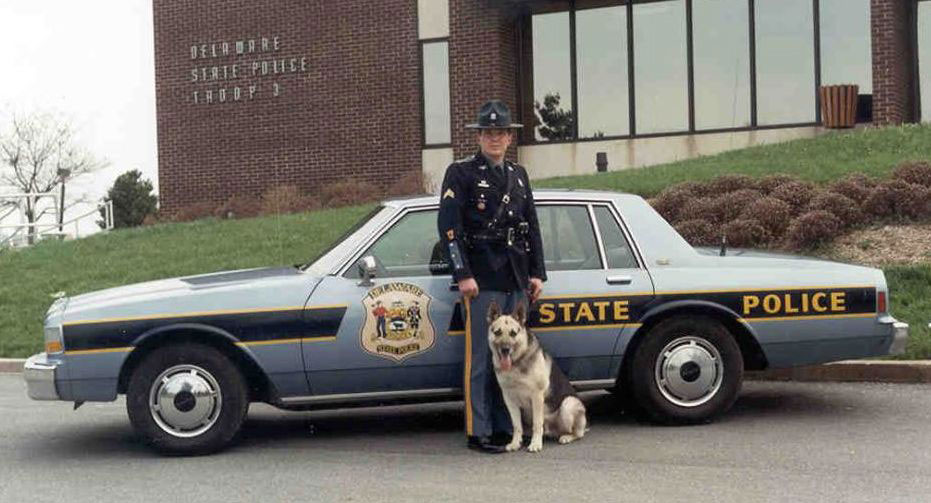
[628,316,742,424]
[126,343,249,455]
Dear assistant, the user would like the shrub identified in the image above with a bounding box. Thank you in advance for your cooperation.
[705,174,755,195]
[754,174,796,194]
[715,189,762,223]
[651,184,696,223]
[674,219,716,246]
[723,219,771,248]
[213,194,263,220]
[828,173,876,203]
[784,210,842,249]
[99,169,158,229]
[385,170,427,198]
[861,179,931,220]
[740,196,793,236]
[806,192,864,229]
[316,178,381,208]
[770,181,816,213]
[174,201,216,222]
[891,161,931,188]
[260,185,316,215]
[679,197,721,225]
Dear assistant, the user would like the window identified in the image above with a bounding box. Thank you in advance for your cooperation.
[593,206,637,269]
[820,0,872,94]
[422,42,450,145]
[347,210,442,278]
[532,11,574,141]
[755,0,816,125]
[693,0,751,130]
[576,5,629,138]
[920,2,931,122]
[537,205,601,271]
[633,0,688,134]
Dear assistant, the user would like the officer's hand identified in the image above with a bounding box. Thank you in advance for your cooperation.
[528,277,543,303]
[459,277,479,299]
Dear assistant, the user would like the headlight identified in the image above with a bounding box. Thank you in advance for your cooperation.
[44,325,63,354]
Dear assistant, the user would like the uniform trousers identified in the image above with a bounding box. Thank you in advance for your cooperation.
[463,289,528,438]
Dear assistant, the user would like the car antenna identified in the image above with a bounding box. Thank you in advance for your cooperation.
[719,234,727,257]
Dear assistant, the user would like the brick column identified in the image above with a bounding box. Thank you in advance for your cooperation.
[871,0,917,125]
[449,0,521,161]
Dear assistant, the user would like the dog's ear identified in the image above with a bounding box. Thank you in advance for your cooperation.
[513,302,527,326]
[487,300,501,324]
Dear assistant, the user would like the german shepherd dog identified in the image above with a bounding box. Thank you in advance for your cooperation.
[487,301,587,452]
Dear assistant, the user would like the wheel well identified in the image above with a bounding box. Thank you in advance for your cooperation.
[619,305,769,384]
[117,330,276,402]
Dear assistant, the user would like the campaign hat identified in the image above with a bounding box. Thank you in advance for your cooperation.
[465,100,523,129]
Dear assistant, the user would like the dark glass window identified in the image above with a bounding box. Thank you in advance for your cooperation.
[347,210,440,278]
[633,0,688,134]
[422,42,450,145]
[576,5,629,138]
[693,0,751,129]
[755,0,816,125]
[593,206,637,269]
[537,205,601,271]
[919,2,931,121]
[820,0,871,94]
[532,11,574,141]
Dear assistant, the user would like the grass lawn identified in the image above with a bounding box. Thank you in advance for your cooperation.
[535,123,931,197]
[1,124,929,359]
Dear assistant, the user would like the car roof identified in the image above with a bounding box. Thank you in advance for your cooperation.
[382,188,634,208]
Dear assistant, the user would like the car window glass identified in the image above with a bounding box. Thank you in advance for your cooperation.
[345,210,446,279]
[537,205,601,271]
[593,205,638,269]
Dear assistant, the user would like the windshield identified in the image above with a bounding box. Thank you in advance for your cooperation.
[300,205,391,274]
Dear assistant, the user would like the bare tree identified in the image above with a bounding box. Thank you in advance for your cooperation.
[0,111,105,243]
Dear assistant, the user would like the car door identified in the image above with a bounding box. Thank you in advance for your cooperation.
[527,202,655,382]
[301,207,463,396]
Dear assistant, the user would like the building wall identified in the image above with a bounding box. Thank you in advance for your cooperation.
[154,0,421,214]
[871,0,917,124]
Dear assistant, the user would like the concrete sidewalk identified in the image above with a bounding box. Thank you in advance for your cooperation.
[4,357,931,383]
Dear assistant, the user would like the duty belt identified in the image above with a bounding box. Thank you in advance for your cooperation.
[468,222,530,247]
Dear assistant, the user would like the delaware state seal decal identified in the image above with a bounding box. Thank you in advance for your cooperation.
[360,282,435,362]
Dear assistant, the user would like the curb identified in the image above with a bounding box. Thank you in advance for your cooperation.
[3,357,931,383]
[0,358,25,373]
[746,360,931,384]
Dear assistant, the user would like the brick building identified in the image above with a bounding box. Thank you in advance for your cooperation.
[154,0,931,214]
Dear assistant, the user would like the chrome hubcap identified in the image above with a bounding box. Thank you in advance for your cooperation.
[654,336,723,407]
[149,364,222,438]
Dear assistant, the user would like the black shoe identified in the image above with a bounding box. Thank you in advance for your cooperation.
[467,436,507,454]
[490,431,513,445]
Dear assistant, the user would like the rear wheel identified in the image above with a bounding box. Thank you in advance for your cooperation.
[126,343,249,455]
[628,316,742,424]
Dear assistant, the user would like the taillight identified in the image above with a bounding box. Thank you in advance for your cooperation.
[877,291,887,314]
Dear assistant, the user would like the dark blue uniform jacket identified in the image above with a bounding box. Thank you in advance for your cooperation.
[437,152,547,292]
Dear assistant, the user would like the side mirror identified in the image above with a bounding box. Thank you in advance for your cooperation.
[357,255,377,287]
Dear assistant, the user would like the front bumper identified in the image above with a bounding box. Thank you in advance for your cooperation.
[24,353,60,400]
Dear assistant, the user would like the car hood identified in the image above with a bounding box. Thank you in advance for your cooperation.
[62,267,319,324]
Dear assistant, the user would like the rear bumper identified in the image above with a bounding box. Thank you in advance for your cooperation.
[888,321,909,356]
[23,353,60,400]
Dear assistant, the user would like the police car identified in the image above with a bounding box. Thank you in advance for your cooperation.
[23,190,909,454]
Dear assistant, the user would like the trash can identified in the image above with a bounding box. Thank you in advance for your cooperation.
[819,84,859,128]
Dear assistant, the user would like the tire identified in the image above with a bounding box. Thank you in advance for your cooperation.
[126,343,249,455]
[628,316,742,425]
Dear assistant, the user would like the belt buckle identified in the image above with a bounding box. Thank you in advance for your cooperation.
[506,227,514,246]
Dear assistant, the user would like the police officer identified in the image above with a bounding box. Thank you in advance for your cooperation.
[437,100,546,453]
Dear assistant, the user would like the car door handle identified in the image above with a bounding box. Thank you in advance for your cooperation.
[606,275,632,285]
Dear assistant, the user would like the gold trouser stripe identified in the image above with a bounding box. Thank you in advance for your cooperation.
[463,296,473,437]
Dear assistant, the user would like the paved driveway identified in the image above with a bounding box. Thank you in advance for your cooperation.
[1,374,929,502]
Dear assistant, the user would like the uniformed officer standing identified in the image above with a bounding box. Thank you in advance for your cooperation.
[437,100,546,453]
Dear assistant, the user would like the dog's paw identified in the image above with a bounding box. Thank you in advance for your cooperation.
[505,440,522,452]
[528,438,543,452]
[558,435,576,445]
